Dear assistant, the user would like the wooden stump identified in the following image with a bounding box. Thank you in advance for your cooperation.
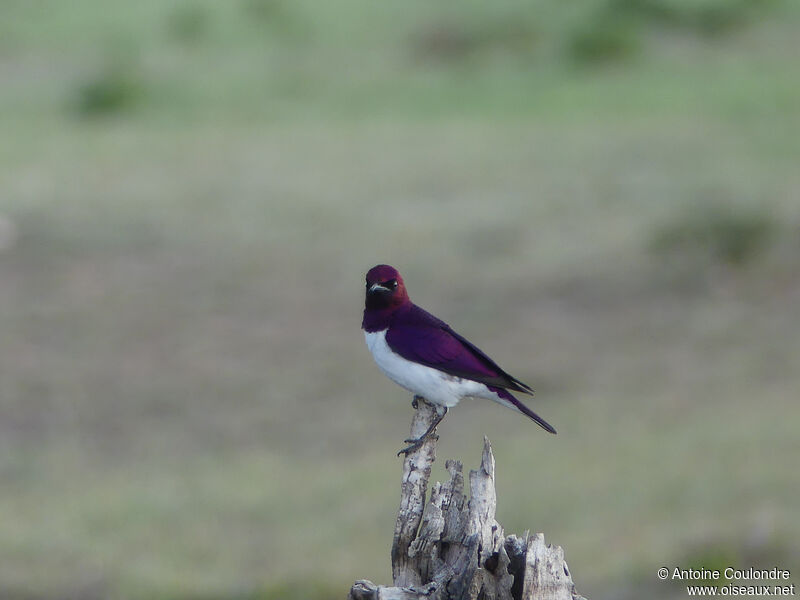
[349,398,587,600]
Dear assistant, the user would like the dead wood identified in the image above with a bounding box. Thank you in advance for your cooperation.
[349,398,587,600]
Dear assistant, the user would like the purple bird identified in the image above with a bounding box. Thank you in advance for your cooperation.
[362,264,556,454]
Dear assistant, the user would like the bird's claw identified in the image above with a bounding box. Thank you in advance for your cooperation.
[397,433,438,456]
[398,404,447,456]
[411,395,422,409]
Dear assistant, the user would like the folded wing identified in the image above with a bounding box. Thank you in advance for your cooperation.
[385,305,534,395]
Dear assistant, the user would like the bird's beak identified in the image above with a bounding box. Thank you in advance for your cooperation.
[369,283,391,294]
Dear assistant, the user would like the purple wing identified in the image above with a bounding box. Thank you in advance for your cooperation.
[385,304,556,434]
[385,304,534,395]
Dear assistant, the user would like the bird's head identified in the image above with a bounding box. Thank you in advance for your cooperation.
[365,264,409,311]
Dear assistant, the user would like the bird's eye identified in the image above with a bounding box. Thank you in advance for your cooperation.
[386,279,398,288]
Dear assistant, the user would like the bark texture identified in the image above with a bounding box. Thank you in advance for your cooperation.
[349,398,587,600]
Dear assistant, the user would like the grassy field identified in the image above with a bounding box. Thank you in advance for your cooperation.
[1,1,799,599]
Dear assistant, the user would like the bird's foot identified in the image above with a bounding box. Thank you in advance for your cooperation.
[397,432,438,456]
[411,395,422,409]
[397,405,447,456]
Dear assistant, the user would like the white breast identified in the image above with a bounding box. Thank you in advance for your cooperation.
[364,330,494,408]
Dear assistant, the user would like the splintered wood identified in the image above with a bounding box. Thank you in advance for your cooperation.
[349,398,587,600]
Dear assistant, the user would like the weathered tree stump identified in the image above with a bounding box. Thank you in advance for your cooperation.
[349,398,587,600]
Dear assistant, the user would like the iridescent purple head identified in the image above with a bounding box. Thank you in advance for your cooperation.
[364,264,409,311]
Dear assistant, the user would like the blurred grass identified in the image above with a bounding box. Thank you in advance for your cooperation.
[1,1,799,599]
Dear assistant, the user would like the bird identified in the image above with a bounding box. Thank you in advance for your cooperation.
[362,264,555,454]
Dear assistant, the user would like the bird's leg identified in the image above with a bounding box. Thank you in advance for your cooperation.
[411,395,421,409]
[397,406,448,456]
[404,407,446,443]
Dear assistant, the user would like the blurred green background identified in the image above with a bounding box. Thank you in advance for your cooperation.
[1,1,798,598]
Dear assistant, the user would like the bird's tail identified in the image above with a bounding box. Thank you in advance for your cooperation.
[490,387,557,434]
